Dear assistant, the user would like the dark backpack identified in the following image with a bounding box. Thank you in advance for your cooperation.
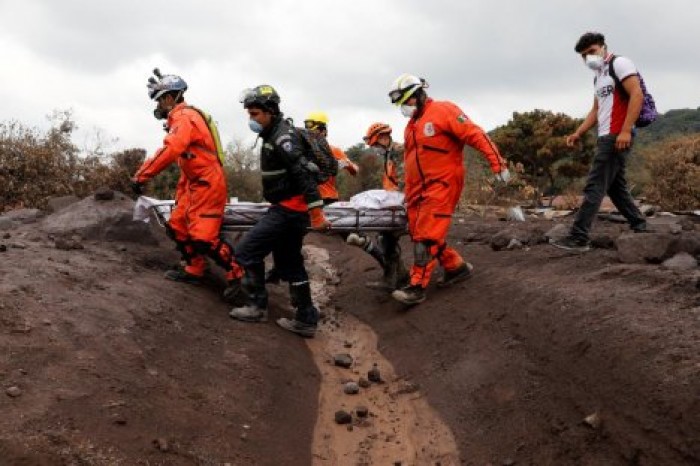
[294,126,339,182]
[608,55,658,128]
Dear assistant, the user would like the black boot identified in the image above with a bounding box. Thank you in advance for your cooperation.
[230,263,268,323]
[265,266,282,285]
[277,281,318,338]
[367,234,408,291]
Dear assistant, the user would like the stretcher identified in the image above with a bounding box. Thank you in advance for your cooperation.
[135,193,408,233]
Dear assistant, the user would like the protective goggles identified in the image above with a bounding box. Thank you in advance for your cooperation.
[388,86,419,106]
[304,120,326,131]
[239,88,257,105]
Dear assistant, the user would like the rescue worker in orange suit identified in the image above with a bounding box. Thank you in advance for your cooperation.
[131,69,243,300]
[304,111,359,205]
[229,85,330,338]
[346,123,409,291]
[388,74,511,305]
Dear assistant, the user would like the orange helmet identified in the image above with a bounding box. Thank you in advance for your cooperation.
[363,122,392,146]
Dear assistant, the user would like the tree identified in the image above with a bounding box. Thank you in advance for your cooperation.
[224,140,262,202]
[490,110,595,203]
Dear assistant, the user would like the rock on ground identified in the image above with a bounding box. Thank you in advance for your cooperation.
[544,223,569,242]
[0,217,16,231]
[42,194,158,245]
[617,232,700,264]
[662,252,698,271]
[47,195,80,213]
[3,209,42,223]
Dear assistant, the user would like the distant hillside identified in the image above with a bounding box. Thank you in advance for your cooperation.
[635,107,700,147]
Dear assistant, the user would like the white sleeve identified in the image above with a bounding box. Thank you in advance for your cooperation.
[613,56,638,81]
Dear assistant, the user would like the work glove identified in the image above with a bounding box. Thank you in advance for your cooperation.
[309,207,331,232]
[130,180,145,195]
[494,168,511,184]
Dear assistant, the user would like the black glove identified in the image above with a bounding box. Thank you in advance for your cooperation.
[130,181,144,195]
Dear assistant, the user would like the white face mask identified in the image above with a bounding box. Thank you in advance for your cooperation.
[585,52,605,71]
[400,104,417,118]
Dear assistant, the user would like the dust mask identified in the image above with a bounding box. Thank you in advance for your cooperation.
[400,104,417,118]
[585,54,605,71]
[248,119,264,133]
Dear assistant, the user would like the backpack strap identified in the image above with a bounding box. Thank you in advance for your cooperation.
[187,106,225,165]
[607,55,629,99]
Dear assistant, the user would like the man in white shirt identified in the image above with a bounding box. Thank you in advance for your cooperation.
[551,32,649,252]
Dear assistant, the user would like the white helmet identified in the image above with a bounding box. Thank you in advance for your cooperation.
[388,73,428,106]
[147,68,187,101]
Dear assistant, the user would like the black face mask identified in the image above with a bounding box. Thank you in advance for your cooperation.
[153,106,168,120]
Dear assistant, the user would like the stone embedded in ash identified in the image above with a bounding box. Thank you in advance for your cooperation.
[583,412,602,429]
[3,208,42,223]
[343,382,360,395]
[591,235,616,250]
[506,238,523,250]
[0,217,16,231]
[6,386,22,398]
[55,237,84,251]
[153,438,169,452]
[358,377,371,388]
[544,223,569,242]
[334,410,352,425]
[662,252,698,272]
[616,233,675,264]
[368,364,381,383]
[94,187,115,201]
[334,353,353,368]
[356,406,369,418]
[47,195,80,213]
[680,218,696,231]
[395,381,420,395]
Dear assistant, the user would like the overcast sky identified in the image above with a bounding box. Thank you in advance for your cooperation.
[1,0,698,157]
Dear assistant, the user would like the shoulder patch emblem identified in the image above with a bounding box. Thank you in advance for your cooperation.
[275,134,291,146]
[282,141,293,153]
[423,122,435,137]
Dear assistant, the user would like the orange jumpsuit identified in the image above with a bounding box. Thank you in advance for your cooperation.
[134,102,242,280]
[318,145,358,202]
[403,98,505,288]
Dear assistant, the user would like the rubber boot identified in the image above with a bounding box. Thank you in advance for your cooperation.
[347,233,385,268]
[230,263,268,323]
[265,267,282,285]
[367,234,407,291]
[437,262,474,288]
[164,268,201,285]
[277,281,318,338]
[391,285,426,305]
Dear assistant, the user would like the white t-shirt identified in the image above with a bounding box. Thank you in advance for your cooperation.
[594,54,637,136]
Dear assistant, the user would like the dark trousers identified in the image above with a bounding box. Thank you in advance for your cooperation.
[234,205,311,317]
[571,135,646,240]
